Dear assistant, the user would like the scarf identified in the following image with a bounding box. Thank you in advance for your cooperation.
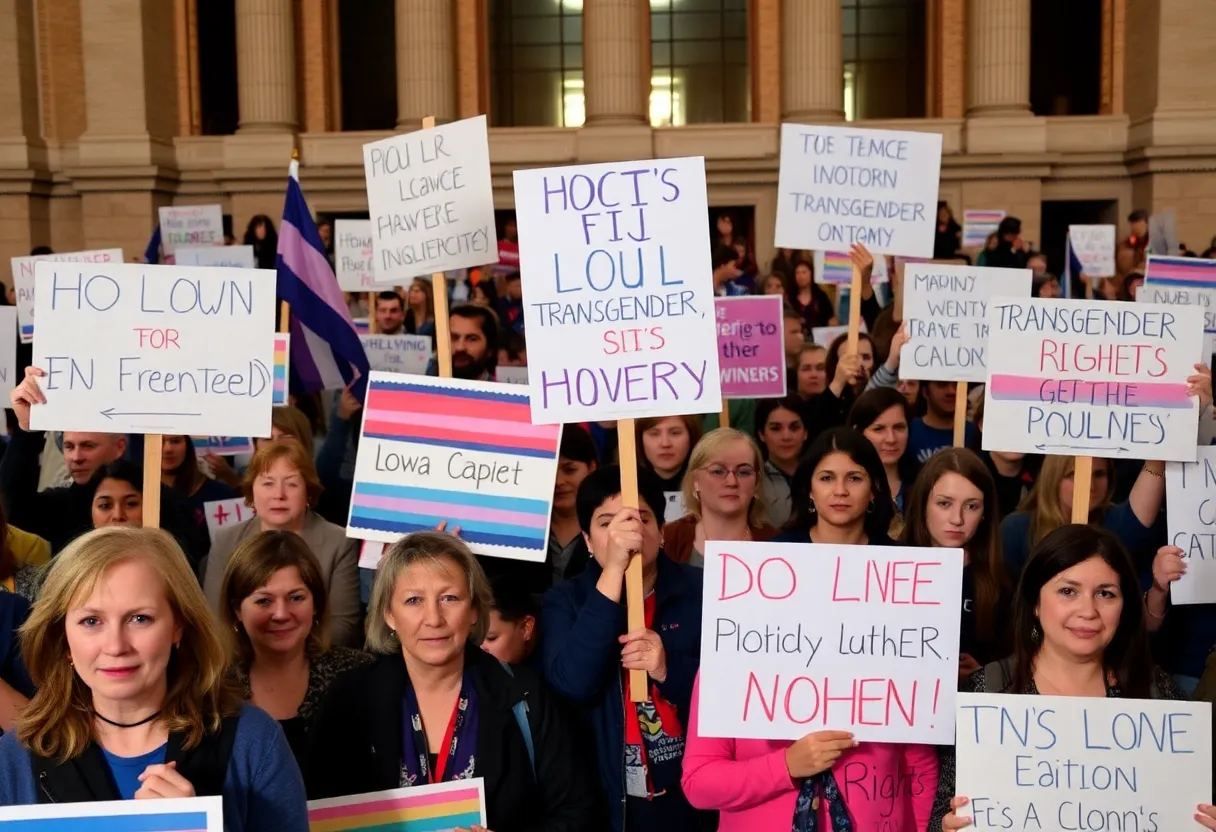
[399,670,480,787]
[792,770,853,832]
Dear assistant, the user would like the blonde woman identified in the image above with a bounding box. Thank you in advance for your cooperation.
[0,527,306,830]
[662,428,773,566]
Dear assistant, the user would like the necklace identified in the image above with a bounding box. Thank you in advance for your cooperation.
[94,710,162,729]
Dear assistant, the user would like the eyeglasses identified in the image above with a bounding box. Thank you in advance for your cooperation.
[703,464,757,481]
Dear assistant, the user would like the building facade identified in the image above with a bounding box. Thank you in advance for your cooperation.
[1,0,1215,272]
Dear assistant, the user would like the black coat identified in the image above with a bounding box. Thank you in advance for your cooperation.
[305,644,597,832]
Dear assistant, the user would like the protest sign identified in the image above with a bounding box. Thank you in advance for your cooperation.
[715,295,786,399]
[363,114,497,282]
[811,321,866,348]
[963,209,1005,248]
[513,156,722,423]
[1166,447,1216,604]
[11,247,124,343]
[30,261,277,436]
[192,435,254,455]
[203,497,255,540]
[982,297,1204,461]
[359,333,432,374]
[901,264,1032,383]
[775,124,942,257]
[176,245,255,269]
[1149,210,1179,257]
[1140,255,1216,333]
[348,372,562,562]
[811,250,889,285]
[496,365,528,385]
[956,692,1211,832]
[358,539,387,570]
[698,541,963,745]
[335,218,376,291]
[308,780,486,832]
[0,307,15,397]
[158,204,223,256]
[272,332,289,405]
[0,796,223,830]
[1069,224,1117,278]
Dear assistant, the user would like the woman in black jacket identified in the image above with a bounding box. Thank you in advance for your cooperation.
[305,531,596,831]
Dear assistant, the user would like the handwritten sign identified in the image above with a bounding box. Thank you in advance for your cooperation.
[0,796,223,830]
[308,780,486,831]
[335,218,376,291]
[31,261,277,436]
[1140,255,1216,333]
[514,156,721,423]
[348,372,561,562]
[775,124,942,257]
[11,248,124,344]
[963,209,1005,248]
[192,436,254,455]
[359,333,432,374]
[203,497,255,540]
[496,365,529,385]
[175,245,254,269]
[956,693,1211,832]
[158,204,223,256]
[698,541,963,744]
[715,295,786,399]
[272,333,289,406]
[1166,447,1216,604]
[812,249,888,285]
[363,114,497,282]
[982,297,1204,461]
[901,264,1032,383]
[1069,225,1116,278]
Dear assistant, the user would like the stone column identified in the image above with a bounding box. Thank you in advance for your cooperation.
[966,0,1031,116]
[395,0,456,129]
[236,0,297,132]
[583,0,649,126]
[781,0,843,123]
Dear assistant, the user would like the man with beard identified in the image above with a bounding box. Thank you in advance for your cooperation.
[447,304,499,381]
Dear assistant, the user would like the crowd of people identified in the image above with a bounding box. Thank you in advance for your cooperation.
[1,205,1216,831]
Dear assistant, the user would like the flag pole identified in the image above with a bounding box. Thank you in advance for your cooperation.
[280,149,298,335]
[423,116,453,378]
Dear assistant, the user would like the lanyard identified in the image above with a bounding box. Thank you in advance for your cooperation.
[430,697,463,784]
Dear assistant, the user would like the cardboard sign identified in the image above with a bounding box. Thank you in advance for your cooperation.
[956,693,1212,832]
[1166,447,1216,604]
[496,365,529,385]
[775,124,943,257]
[962,209,1005,248]
[335,218,376,291]
[982,297,1204,461]
[175,245,255,269]
[0,796,223,830]
[347,373,562,562]
[811,321,866,348]
[698,541,963,745]
[1140,255,1216,333]
[31,261,277,436]
[812,249,889,285]
[901,264,1032,383]
[363,114,497,282]
[203,497,254,539]
[359,333,432,375]
[158,205,223,255]
[307,780,486,832]
[513,156,722,423]
[11,248,124,343]
[715,295,786,399]
[1069,224,1117,278]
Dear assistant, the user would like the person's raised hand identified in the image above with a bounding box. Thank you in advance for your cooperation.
[784,730,856,779]
[10,366,45,432]
[1152,545,1187,593]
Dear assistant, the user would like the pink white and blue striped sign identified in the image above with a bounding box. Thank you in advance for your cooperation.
[347,372,562,561]
[0,796,222,831]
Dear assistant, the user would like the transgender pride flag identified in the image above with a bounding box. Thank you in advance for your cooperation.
[276,159,369,397]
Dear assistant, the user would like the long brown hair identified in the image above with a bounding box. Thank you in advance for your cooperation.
[902,448,1008,643]
[1021,455,1115,546]
[407,278,435,329]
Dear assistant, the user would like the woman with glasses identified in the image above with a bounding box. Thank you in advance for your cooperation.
[662,428,774,567]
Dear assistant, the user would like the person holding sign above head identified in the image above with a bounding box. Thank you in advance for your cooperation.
[802,334,876,440]
[849,387,918,514]
[937,524,1199,832]
[541,466,705,832]
[662,428,774,567]
[306,532,596,830]
[755,396,809,529]
[0,527,308,831]
[202,440,361,648]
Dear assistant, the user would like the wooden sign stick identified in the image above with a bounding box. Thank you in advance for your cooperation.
[846,262,863,355]
[720,400,730,429]
[142,437,162,529]
[422,116,453,379]
[616,419,648,702]
[367,292,379,333]
[1071,456,1094,524]
[953,381,968,447]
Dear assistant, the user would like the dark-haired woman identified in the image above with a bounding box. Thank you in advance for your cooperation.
[162,435,237,552]
[755,396,808,529]
[849,387,918,513]
[243,214,278,270]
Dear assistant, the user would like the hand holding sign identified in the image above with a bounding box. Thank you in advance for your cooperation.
[784,730,857,779]
[10,366,46,430]
[620,629,667,683]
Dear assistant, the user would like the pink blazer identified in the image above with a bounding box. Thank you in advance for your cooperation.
[681,673,938,832]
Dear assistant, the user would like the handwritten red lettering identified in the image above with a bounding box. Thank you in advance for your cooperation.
[718,553,796,600]
[911,561,941,605]
[756,557,796,600]
[1037,340,1168,377]
[831,557,859,602]
[135,327,181,350]
[718,552,753,601]
[834,558,940,604]
[743,671,777,722]
[743,673,925,728]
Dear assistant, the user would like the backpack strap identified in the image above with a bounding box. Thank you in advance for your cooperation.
[499,662,536,778]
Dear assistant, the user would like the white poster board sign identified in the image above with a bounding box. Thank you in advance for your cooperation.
[1166,447,1216,604]
[698,541,963,745]
[359,333,432,375]
[0,306,16,400]
[1140,255,1216,334]
[811,249,889,285]
[335,218,376,291]
[513,156,722,423]
[775,123,943,257]
[362,114,497,282]
[31,261,277,436]
[158,204,223,256]
[1069,224,1117,278]
[175,245,255,269]
[902,264,1032,383]
[982,297,1204,461]
[496,365,529,385]
[307,780,487,830]
[0,796,224,829]
[811,321,866,348]
[202,497,255,540]
[11,248,124,343]
[956,692,1211,832]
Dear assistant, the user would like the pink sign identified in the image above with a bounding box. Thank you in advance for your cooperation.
[714,295,786,399]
